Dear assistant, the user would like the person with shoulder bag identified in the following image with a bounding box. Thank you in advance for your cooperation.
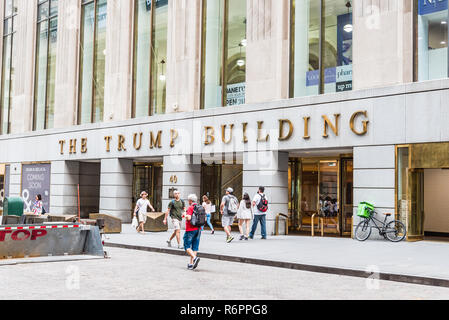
[220,187,239,243]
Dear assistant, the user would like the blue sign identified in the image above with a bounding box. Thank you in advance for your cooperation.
[419,0,448,15]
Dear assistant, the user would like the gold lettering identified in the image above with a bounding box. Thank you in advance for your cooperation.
[350,111,369,136]
[257,121,269,142]
[170,129,178,148]
[81,138,88,154]
[118,135,126,151]
[221,124,234,144]
[133,132,143,150]
[204,126,215,145]
[59,140,65,155]
[242,123,248,143]
[150,131,162,149]
[104,136,112,152]
[303,117,311,140]
[69,139,77,154]
[278,119,294,141]
[322,114,341,138]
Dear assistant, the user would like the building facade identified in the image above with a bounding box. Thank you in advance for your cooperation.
[0,0,448,240]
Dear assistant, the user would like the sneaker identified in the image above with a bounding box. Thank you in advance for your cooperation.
[249,235,254,240]
[187,264,194,270]
[192,257,200,270]
[244,236,249,241]
[211,230,215,235]
[226,236,234,243]
[261,237,267,240]
[239,235,244,241]
[178,244,183,249]
[166,240,172,247]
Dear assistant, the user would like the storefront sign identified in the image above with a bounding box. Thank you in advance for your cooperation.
[226,83,246,106]
[419,0,448,15]
[21,163,51,213]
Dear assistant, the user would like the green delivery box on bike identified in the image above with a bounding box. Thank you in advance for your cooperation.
[357,202,374,218]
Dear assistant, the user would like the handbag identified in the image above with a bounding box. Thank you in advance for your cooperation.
[131,216,138,229]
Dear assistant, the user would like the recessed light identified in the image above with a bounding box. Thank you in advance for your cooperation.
[441,41,446,45]
[442,21,447,25]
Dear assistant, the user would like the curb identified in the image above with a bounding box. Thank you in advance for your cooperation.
[104,242,449,288]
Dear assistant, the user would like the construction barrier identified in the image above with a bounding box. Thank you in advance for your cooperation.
[0,223,104,259]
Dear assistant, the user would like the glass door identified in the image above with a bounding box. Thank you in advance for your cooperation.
[319,160,339,234]
[408,168,425,240]
[133,163,163,214]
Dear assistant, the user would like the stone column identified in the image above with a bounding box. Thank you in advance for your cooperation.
[245,0,290,104]
[243,151,289,236]
[8,163,22,198]
[10,0,37,134]
[353,0,413,89]
[50,161,79,215]
[166,0,202,113]
[54,0,80,128]
[99,158,133,222]
[103,0,133,122]
[162,155,201,228]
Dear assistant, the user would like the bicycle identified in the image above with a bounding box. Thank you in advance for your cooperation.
[355,208,406,242]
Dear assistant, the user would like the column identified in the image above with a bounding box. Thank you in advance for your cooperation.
[166,0,202,113]
[353,146,396,239]
[10,0,37,134]
[103,0,133,122]
[245,0,290,104]
[353,0,413,89]
[162,155,201,227]
[53,0,80,128]
[99,158,133,222]
[8,163,22,198]
[50,161,79,215]
[243,151,289,236]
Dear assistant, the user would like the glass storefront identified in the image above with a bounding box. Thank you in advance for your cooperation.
[289,156,353,236]
[417,0,448,81]
[0,0,17,135]
[132,0,168,118]
[34,0,58,131]
[133,163,163,214]
[78,0,107,125]
[291,0,352,97]
[201,0,247,109]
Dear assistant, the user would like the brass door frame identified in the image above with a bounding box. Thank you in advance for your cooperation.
[340,157,354,237]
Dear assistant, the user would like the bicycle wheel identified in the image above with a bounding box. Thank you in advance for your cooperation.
[385,220,406,242]
[355,219,371,241]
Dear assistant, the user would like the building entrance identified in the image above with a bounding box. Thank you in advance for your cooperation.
[201,163,243,227]
[133,163,163,214]
[289,157,353,237]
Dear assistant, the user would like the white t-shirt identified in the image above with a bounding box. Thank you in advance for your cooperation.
[136,199,151,214]
[253,193,267,215]
[202,202,212,214]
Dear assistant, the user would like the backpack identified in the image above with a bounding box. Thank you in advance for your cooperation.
[190,204,207,228]
[256,194,268,213]
[226,195,239,216]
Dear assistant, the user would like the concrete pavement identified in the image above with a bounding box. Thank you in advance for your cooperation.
[105,224,449,287]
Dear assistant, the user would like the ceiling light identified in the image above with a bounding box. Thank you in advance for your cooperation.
[240,39,247,47]
[159,74,166,81]
[441,41,446,45]
[442,21,447,25]
[237,59,245,67]
[344,24,353,33]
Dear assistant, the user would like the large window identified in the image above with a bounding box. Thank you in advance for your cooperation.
[0,0,17,135]
[78,0,107,125]
[34,0,58,131]
[132,0,168,118]
[201,0,247,109]
[291,0,352,97]
[416,0,448,81]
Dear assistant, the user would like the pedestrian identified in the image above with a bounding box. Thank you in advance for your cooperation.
[220,187,239,243]
[237,192,253,241]
[202,195,215,234]
[133,191,155,234]
[249,187,268,240]
[183,194,201,270]
[163,190,185,249]
[32,194,44,215]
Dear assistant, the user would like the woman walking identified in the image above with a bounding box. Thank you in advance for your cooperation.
[32,194,44,215]
[133,191,155,234]
[237,193,253,240]
[202,195,215,234]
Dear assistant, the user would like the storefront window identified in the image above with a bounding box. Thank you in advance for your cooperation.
[417,0,448,81]
[78,0,107,125]
[201,0,247,109]
[291,0,352,97]
[132,0,168,118]
[396,146,409,228]
[0,0,17,135]
[34,0,58,131]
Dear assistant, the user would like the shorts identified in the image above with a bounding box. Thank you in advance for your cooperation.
[172,218,182,230]
[138,212,147,224]
[222,214,235,227]
[183,230,201,252]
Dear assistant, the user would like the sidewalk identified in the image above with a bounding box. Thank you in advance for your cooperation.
[105,224,449,288]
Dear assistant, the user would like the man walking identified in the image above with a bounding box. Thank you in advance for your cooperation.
[183,194,201,270]
[220,187,239,243]
[163,190,185,249]
[250,187,268,240]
